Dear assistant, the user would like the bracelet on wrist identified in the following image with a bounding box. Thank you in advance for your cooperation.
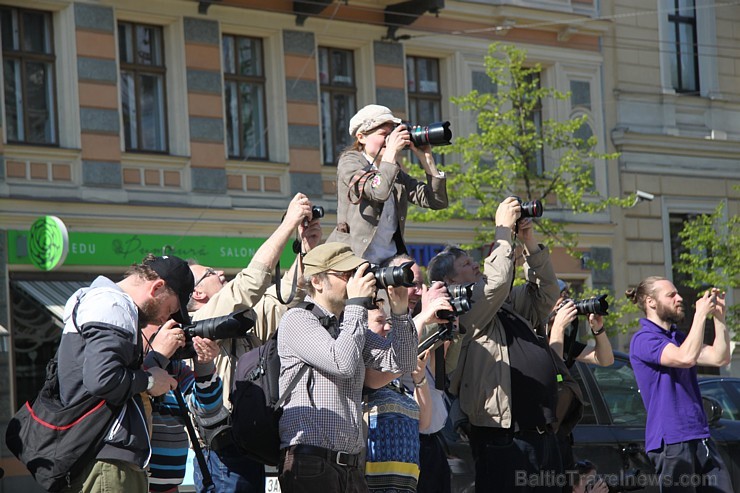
[591,327,606,336]
[413,375,427,388]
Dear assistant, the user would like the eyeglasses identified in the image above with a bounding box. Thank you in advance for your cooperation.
[194,268,217,287]
[326,270,354,282]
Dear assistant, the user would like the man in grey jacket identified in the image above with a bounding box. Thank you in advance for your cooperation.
[58,254,194,492]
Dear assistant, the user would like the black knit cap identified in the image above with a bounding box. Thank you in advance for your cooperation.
[144,255,194,324]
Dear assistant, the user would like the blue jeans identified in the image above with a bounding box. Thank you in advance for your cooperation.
[193,443,265,493]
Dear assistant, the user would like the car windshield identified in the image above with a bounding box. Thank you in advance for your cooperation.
[588,359,647,426]
[700,381,740,420]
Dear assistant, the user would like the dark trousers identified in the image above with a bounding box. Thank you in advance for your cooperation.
[417,432,451,493]
[647,438,733,493]
[468,425,563,493]
[193,443,265,493]
[279,447,369,493]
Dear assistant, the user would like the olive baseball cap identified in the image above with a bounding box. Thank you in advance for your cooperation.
[303,242,367,277]
[144,255,195,324]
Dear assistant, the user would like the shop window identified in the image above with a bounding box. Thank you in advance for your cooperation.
[223,34,268,160]
[319,46,356,165]
[1,7,57,145]
[118,21,168,152]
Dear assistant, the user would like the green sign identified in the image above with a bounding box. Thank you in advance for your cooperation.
[9,229,297,269]
[28,216,69,271]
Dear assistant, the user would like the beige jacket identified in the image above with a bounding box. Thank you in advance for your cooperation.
[327,150,448,258]
[449,240,559,428]
[190,260,304,405]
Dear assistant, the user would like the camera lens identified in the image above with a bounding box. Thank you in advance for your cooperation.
[371,261,415,289]
[311,205,324,220]
[520,199,543,218]
[573,294,609,316]
[405,121,452,147]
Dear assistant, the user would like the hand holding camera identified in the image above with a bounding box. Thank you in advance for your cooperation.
[284,193,315,228]
[192,336,220,365]
[552,300,578,332]
[150,320,187,359]
[347,263,377,299]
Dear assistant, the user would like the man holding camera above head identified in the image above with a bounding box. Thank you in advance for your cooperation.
[277,242,418,493]
[58,255,194,493]
[628,277,731,493]
[327,104,448,264]
[547,279,614,368]
[188,193,322,493]
[428,196,562,492]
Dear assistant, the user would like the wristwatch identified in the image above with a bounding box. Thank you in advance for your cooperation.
[146,372,155,391]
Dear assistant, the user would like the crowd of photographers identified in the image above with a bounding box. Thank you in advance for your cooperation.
[44,103,729,493]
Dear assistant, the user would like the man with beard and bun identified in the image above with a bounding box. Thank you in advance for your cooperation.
[58,254,194,492]
[628,277,731,493]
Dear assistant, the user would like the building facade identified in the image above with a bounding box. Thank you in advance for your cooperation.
[0,0,637,488]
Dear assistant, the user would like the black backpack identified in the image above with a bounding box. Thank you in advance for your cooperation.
[229,302,333,466]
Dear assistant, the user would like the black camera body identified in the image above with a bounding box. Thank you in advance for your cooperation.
[436,283,475,321]
[369,261,415,289]
[172,310,255,360]
[511,195,544,219]
[400,121,452,147]
[573,294,609,316]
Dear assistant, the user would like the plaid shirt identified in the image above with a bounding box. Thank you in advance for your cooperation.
[277,295,417,454]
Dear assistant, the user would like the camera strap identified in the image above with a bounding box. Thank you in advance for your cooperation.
[275,231,303,305]
[173,384,213,490]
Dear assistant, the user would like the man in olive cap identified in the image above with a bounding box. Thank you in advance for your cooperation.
[277,242,418,493]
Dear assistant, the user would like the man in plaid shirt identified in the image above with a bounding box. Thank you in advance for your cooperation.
[277,242,418,493]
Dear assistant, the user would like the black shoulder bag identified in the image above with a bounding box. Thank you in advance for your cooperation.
[5,299,124,492]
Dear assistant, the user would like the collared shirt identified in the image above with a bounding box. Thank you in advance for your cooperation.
[277,295,417,454]
[629,318,709,452]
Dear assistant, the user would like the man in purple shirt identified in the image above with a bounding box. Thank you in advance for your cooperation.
[628,276,731,492]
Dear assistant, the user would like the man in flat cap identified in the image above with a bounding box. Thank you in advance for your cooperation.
[276,242,418,493]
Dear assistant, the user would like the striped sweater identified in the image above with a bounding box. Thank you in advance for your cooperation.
[148,359,223,493]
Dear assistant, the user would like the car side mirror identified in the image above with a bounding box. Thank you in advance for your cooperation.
[702,395,723,426]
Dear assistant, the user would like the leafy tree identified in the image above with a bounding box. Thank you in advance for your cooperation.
[674,199,740,338]
[407,43,632,257]
[406,43,636,334]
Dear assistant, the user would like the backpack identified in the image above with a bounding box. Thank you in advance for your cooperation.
[5,298,124,492]
[229,302,334,466]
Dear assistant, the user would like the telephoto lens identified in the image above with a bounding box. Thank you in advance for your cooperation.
[573,294,609,316]
[436,283,475,320]
[403,121,452,147]
[370,261,416,289]
[173,310,255,359]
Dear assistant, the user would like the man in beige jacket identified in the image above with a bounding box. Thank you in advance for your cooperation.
[428,197,561,493]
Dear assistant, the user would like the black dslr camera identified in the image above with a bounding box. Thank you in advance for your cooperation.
[511,195,544,219]
[436,283,475,321]
[401,121,452,147]
[369,261,416,289]
[172,310,255,360]
[418,283,475,355]
[573,294,609,316]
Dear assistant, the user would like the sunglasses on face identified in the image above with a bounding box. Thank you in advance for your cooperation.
[327,270,354,282]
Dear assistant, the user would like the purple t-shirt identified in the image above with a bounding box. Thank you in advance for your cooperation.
[629,318,709,452]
